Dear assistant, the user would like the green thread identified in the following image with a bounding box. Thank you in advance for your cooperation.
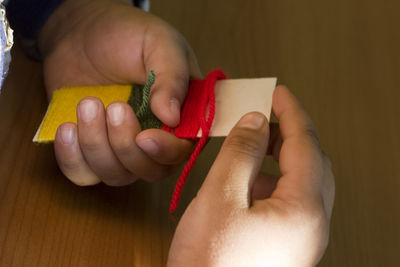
[128,71,162,130]
[136,70,155,118]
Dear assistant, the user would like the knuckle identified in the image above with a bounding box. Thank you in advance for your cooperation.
[302,123,321,148]
[151,70,189,97]
[111,136,134,154]
[225,130,263,158]
[59,159,81,173]
[79,135,104,152]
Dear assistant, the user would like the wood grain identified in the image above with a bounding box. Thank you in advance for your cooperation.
[1,0,399,266]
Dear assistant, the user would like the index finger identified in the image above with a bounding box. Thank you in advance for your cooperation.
[269,86,325,206]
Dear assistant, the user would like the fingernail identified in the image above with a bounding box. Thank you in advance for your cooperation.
[237,112,266,130]
[137,138,159,156]
[79,99,98,122]
[108,103,124,126]
[169,98,181,121]
[60,125,75,145]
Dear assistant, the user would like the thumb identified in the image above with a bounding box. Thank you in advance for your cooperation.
[197,112,270,209]
[143,25,200,127]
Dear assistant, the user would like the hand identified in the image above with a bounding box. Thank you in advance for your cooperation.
[38,0,201,186]
[167,86,335,267]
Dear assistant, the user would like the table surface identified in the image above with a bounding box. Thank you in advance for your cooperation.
[1,0,399,266]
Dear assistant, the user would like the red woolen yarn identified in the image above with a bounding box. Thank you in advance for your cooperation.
[163,69,227,212]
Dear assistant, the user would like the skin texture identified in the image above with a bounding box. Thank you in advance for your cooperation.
[37,2,335,263]
[167,86,335,267]
[38,0,201,186]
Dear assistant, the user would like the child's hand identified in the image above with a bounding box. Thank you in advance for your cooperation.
[38,0,201,185]
[167,86,335,267]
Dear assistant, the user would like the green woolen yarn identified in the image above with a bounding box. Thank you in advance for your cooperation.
[128,70,163,130]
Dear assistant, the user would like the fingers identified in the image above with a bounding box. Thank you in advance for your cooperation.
[76,98,137,186]
[136,128,194,165]
[55,99,177,186]
[143,24,192,127]
[105,102,172,182]
[54,123,101,186]
[270,86,327,206]
[197,112,270,209]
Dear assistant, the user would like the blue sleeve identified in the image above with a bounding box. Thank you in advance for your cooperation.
[133,0,150,11]
[6,0,149,40]
[5,0,65,39]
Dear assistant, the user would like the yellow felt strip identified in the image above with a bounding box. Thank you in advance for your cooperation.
[34,85,132,143]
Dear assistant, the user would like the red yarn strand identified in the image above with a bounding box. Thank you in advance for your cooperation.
[168,70,226,213]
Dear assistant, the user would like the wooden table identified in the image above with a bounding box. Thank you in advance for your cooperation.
[1,0,399,266]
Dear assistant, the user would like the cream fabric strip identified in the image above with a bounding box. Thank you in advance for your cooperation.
[207,77,277,137]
